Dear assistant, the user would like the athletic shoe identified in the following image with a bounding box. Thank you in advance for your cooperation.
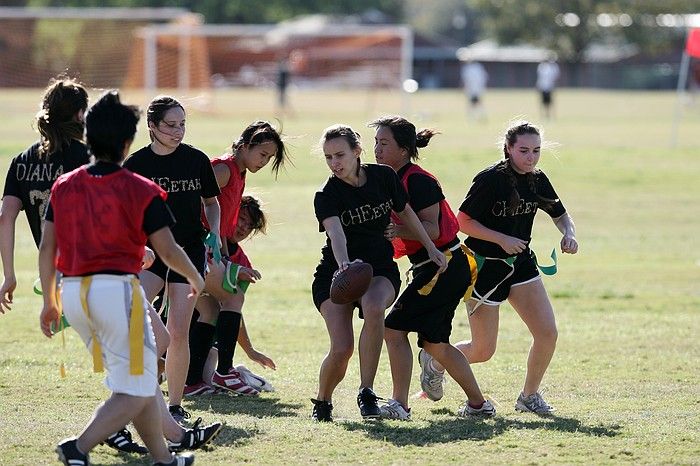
[357,387,381,419]
[56,438,89,466]
[379,399,411,421]
[183,381,216,397]
[458,399,496,417]
[153,452,196,466]
[235,364,275,392]
[310,398,333,422]
[168,417,223,452]
[515,392,555,414]
[418,349,445,401]
[169,405,192,426]
[211,370,259,396]
[102,427,148,454]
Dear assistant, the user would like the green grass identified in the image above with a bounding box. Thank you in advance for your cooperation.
[1,88,699,465]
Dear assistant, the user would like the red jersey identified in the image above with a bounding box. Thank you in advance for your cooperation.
[391,164,459,258]
[51,167,166,275]
[203,154,245,239]
[229,243,252,269]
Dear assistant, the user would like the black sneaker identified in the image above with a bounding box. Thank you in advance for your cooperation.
[357,387,381,419]
[310,398,333,422]
[168,417,223,452]
[56,438,89,466]
[102,428,148,454]
[153,452,196,466]
[169,405,192,426]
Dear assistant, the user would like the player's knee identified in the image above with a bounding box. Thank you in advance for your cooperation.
[534,325,558,347]
[329,342,353,362]
[384,328,406,346]
[470,342,496,363]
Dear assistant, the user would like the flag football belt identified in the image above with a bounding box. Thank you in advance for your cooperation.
[406,242,463,296]
[70,275,146,375]
[222,262,250,295]
[468,248,558,315]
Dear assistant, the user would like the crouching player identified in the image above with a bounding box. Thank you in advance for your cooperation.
[39,91,201,466]
[199,195,277,394]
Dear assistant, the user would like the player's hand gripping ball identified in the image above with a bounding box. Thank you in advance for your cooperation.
[330,262,373,305]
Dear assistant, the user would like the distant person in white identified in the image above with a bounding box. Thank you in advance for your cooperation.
[461,60,488,121]
[537,54,560,119]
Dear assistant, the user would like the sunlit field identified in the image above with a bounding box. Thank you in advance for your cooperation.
[1,87,698,465]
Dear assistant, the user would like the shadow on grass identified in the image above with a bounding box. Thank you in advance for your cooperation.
[187,394,304,418]
[339,413,622,446]
[98,425,256,465]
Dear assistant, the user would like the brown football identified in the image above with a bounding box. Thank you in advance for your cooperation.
[330,262,373,305]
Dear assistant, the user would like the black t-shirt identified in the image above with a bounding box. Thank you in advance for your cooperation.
[459,162,566,258]
[2,139,90,247]
[124,143,220,246]
[397,162,445,213]
[314,163,408,266]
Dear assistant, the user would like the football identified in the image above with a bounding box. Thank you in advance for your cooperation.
[330,262,373,304]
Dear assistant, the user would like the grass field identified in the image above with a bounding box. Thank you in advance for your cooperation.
[0,87,698,465]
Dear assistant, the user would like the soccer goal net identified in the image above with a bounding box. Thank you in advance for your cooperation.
[0,8,413,92]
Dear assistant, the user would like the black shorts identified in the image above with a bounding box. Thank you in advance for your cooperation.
[470,94,480,104]
[541,90,552,105]
[385,244,469,346]
[471,250,540,306]
[311,259,401,316]
[147,241,206,284]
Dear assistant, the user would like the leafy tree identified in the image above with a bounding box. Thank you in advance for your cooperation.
[467,0,700,68]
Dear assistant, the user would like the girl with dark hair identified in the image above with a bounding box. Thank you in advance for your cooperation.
[369,115,495,420]
[1,76,89,311]
[310,124,446,422]
[184,121,289,397]
[421,120,578,414]
[39,90,200,466]
[200,195,277,393]
[124,95,221,422]
[0,77,155,453]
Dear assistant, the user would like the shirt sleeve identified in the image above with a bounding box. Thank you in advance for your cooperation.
[143,195,176,235]
[2,157,21,201]
[459,173,495,219]
[45,201,54,222]
[406,173,444,213]
[537,172,566,218]
[314,188,338,232]
[200,155,221,199]
[387,168,408,213]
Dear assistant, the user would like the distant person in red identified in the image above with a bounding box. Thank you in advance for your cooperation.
[39,90,201,466]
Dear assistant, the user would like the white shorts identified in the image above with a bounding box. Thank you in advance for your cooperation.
[61,275,158,397]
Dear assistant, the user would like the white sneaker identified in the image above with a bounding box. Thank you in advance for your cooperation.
[418,349,445,401]
[234,364,275,392]
[515,392,555,414]
[458,399,496,417]
[379,399,411,420]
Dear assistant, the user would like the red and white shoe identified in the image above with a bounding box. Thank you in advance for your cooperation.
[183,381,216,397]
[211,370,259,396]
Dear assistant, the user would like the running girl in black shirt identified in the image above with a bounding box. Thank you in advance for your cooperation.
[423,121,578,414]
[370,116,495,420]
[124,96,221,421]
[310,124,446,422]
